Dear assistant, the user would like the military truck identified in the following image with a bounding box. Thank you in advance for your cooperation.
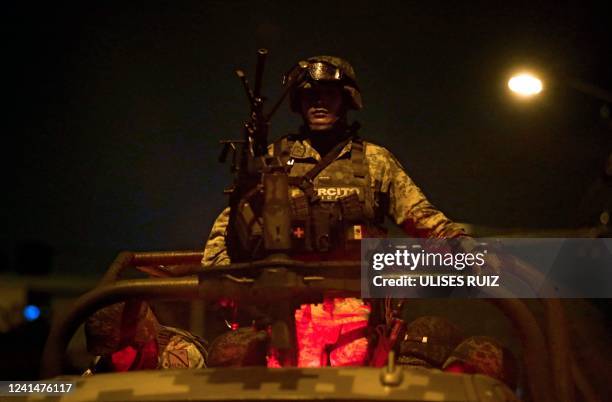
[31,247,599,402]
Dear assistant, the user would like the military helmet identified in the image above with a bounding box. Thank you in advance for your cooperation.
[85,302,160,356]
[207,327,269,367]
[442,336,518,389]
[397,316,465,368]
[283,55,363,112]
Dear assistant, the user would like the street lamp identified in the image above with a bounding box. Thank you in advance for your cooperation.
[508,72,543,97]
[505,67,612,233]
[507,70,612,104]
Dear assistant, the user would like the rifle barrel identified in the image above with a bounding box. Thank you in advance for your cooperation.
[253,48,268,99]
[236,69,255,104]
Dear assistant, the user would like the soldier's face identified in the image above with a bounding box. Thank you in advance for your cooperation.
[300,84,345,131]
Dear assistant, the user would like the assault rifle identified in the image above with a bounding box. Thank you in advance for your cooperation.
[217,50,309,365]
[218,49,306,260]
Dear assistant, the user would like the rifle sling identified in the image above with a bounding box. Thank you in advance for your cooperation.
[288,137,353,201]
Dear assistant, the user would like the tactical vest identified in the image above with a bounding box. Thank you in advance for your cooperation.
[276,135,385,255]
[227,135,385,261]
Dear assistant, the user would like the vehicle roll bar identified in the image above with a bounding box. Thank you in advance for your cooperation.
[41,249,580,402]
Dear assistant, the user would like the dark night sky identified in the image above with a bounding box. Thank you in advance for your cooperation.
[4,1,611,275]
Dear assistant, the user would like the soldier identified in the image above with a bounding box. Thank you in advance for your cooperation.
[397,316,465,368]
[203,56,466,367]
[443,336,518,390]
[85,301,207,372]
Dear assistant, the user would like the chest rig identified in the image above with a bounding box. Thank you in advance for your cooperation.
[227,134,385,261]
[276,135,384,255]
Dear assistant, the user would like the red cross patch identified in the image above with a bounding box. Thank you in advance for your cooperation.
[292,227,305,238]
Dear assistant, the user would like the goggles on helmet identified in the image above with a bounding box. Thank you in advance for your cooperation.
[283,56,363,111]
[283,61,344,87]
[306,61,343,82]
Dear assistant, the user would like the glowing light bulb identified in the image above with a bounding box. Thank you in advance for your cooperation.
[508,73,543,96]
[23,305,41,321]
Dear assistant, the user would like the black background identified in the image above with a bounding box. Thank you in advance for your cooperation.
[1,0,611,384]
[4,0,611,275]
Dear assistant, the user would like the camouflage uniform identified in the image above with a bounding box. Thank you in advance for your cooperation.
[203,138,464,266]
[86,302,207,372]
[397,316,465,368]
[203,137,464,367]
[442,336,518,390]
[203,55,464,367]
[293,298,371,367]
